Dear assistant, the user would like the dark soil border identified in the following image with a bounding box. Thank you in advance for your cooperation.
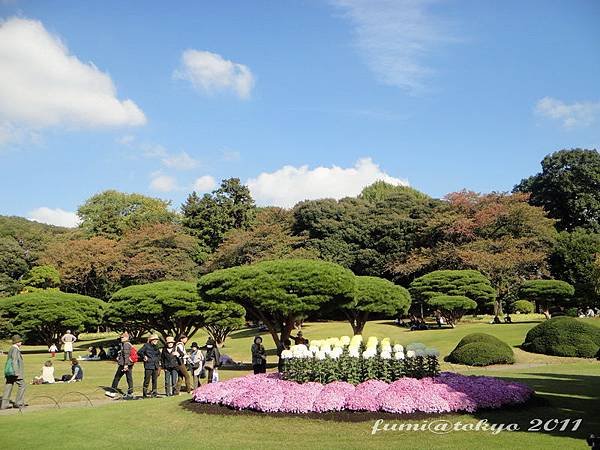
[181,395,544,423]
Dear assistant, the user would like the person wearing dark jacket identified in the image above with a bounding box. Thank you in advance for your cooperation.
[138,334,161,398]
[161,336,180,396]
[203,338,220,383]
[251,336,267,374]
[106,332,134,399]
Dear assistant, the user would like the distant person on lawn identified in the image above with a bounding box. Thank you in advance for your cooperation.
[62,358,84,383]
[251,336,267,374]
[1,335,25,410]
[48,343,58,358]
[188,342,205,389]
[33,360,55,384]
[61,330,77,361]
[175,335,192,393]
[202,338,220,384]
[106,332,135,399]
[291,331,307,345]
[161,336,180,396]
[138,334,161,398]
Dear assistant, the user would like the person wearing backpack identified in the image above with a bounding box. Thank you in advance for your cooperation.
[106,332,135,399]
[1,334,25,409]
[138,334,161,398]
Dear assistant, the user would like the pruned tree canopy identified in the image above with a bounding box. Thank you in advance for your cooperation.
[519,279,575,318]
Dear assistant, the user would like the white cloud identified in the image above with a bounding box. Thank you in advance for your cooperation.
[0,17,146,133]
[247,158,408,208]
[27,207,80,228]
[535,97,600,129]
[149,173,178,192]
[193,175,217,192]
[162,151,200,170]
[173,50,254,99]
[330,0,456,92]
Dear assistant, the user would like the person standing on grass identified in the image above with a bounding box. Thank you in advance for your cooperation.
[138,334,161,398]
[251,336,267,374]
[48,343,58,358]
[1,335,25,410]
[61,330,77,361]
[175,334,192,393]
[161,336,180,396]
[202,338,220,384]
[106,332,134,399]
[188,342,205,389]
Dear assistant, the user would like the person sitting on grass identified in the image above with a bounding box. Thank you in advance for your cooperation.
[98,347,108,360]
[61,358,84,383]
[33,361,55,385]
[505,313,512,323]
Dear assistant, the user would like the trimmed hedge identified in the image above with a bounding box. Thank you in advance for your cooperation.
[512,300,535,314]
[446,333,515,366]
[522,317,600,358]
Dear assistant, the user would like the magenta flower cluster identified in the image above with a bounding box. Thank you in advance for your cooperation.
[192,372,533,414]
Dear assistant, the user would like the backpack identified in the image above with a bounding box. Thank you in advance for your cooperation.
[128,345,139,364]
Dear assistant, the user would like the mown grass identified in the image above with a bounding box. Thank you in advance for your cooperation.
[0,317,598,449]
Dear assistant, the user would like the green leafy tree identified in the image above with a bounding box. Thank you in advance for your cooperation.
[409,269,496,315]
[344,276,411,334]
[198,259,355,347]
[550,229,600,305]
[181,178,255,258]
[519,279,575,319]
[109,281,245,342]
[0,290,105,344]
[202,208,317,272]
[0,236,29,280]
[78,190,175,238]
[21,265,61,289]
[0,273,21,298]
[515,149,600,232]
[428,295,478,327]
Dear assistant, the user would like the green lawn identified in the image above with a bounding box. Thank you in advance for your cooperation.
[0,317,598,449]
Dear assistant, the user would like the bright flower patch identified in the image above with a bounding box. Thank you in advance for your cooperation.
[192,372,533,415]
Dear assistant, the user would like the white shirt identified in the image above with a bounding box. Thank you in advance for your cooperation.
[42,366,55,383]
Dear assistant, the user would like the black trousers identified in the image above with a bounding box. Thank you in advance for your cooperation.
[253,362,266,374]
[143,368,159,395]
[111,365,133,395]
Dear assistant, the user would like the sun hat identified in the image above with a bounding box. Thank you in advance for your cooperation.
[165,336,175,344]
[148,334,159,341]
[11,334,22,344]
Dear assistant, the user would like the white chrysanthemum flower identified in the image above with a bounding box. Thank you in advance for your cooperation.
[406,350,416,358]
[380,351,392,359]
[393,344,404,352]
[362,349,376,359]
[394,351,405,360]
[349,348,360,358]
[425,347,440,357]
[381,344,392,353]
[309,345,319,354]
[281,349,293,359]
[340,336,351,345]
[315,350,326,360]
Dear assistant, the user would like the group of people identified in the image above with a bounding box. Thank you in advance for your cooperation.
[106,332,221,399]
[32,358,84,384]
[578,307,600,318]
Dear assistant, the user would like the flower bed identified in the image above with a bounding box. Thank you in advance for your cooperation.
[281,335,440,383]
[192,372,533,415]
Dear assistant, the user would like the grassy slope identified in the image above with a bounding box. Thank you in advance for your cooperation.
[0,317,598,449]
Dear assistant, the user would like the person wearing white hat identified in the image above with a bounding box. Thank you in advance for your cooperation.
[138,334,161,398]
[160,336,180,396]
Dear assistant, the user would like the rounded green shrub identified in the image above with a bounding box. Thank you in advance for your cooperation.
[512,300,535,314]
[446,333,515,366]
[522,317,600,358]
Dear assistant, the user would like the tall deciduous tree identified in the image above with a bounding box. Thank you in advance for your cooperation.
[0,290,105,344]
[198,259,355,347]
[109,281,245,343]
[409,269,496,315]
[202,208,317,273]
[78,190,175,238]
[519,279,575,319]
[118,223,199,286]
[344,276,411,335]
[181,178,255,259]
[41,237,122,300]
[514,149,600,232]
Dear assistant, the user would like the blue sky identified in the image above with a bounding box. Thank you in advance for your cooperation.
[0,0,599,227]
